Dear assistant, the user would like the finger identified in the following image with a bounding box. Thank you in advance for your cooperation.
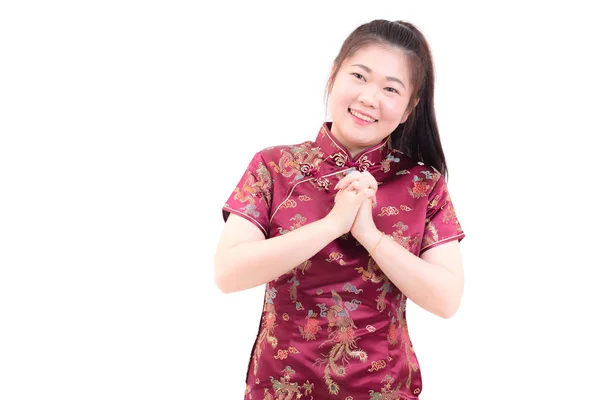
[364,176,378,191]
[348,181,364,192]
[335,170,361,190]
[342,181,360,194]
[361,177,378,192]
[358,188,376,201]
[353,175,378,192]
[359,171,378,190]
[335,176,357,190]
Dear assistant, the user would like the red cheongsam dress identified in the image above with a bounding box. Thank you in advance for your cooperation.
[222,122,465,400]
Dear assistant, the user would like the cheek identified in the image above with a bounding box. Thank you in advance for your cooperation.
[331,79,359,106]
[381,100,408,124]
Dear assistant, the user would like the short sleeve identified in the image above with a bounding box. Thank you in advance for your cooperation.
[222,152,273,238]
[420,174,465,255]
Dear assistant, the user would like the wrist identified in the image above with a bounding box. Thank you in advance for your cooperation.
[354,225,381,247]
[320,215,345,240]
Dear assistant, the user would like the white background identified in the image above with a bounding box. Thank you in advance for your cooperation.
[1,1,598,399]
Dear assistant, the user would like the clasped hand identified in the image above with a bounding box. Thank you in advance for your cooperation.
[328,170,378,238]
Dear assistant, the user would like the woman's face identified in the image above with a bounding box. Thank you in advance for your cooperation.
[329,44,415,156]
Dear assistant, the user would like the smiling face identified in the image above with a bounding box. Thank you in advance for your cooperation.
[328,44,416,156]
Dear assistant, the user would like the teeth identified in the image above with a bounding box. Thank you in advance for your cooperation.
[350,109,376,122]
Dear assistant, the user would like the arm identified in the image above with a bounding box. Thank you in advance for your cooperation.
[355,225,464,318]
[214,214,340,294]
[214,188,375,294]
[338,170,465,318]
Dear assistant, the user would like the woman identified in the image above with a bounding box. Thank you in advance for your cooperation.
[215,19,465,400]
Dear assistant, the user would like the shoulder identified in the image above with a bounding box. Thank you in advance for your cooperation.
[412,163,443,184]
[390,150,441,179]
[254,140,317,163]
[388,150,443,196]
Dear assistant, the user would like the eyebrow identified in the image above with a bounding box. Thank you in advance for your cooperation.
[352,64,406,89]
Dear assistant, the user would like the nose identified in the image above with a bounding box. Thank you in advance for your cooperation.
[357,86,378,109]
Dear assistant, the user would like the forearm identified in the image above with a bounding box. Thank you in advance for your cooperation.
[357,227,463,318]
[215,218,340,293]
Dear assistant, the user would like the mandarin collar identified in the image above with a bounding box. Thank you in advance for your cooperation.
[315,122,392,172]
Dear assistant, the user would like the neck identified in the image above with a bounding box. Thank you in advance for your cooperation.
[330,125,385,159]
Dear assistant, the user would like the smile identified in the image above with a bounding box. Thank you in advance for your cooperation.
[348,108,377,123]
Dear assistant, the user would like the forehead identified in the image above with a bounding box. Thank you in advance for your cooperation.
[343,44,411,83]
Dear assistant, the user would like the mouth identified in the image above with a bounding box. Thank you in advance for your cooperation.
[348,108,377,123]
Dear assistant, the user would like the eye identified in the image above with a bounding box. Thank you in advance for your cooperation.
[351,72,366,81]
[384,87,399,94]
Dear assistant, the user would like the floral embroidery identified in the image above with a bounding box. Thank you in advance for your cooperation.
[408,175,431,199]
[315,290,368,395]
[368,374,405,400]
[381,153,400,173]
[391,221,421,254]
[269,145,323,182]
[263,366,314,400]
[233,162,273,215]
[441,196,462,231]
[422,220,439,246]
[299,309,321,341]
[253,287,279,377]
[387,295,419,390]
[421,178,464,251]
